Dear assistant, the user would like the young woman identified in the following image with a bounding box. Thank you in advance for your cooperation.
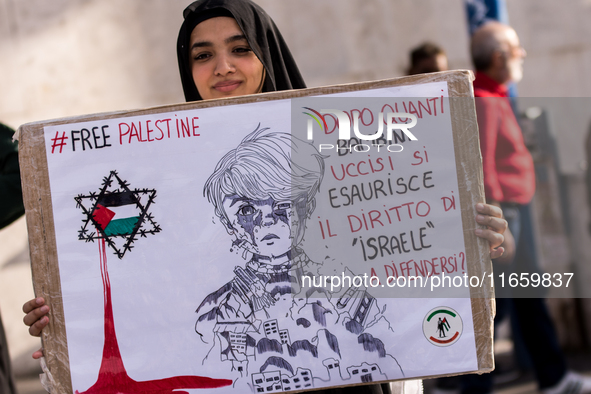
[23,1,508,393]
[176,0,305,102]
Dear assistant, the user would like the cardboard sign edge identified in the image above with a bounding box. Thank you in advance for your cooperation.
[18,69,493,393]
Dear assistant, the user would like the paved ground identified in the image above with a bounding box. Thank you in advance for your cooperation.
[423,350,591,394]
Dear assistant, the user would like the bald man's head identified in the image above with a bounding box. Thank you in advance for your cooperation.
[471,22,526,85]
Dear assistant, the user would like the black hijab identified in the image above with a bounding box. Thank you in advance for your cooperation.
[177,0,306,102]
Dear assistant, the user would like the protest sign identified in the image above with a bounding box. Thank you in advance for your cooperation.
[18,70,493,393]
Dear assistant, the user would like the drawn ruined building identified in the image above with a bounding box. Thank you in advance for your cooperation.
[251,368,313,393]
[251,356,387,392]
[251,370,282,393]
[323,357,386,384]
[263,319,292,346]
[336,284,378,333]
[347,362,387,384]
[254,317,384,391]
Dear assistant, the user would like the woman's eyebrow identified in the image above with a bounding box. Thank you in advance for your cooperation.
[191,40,212,50]
[191,35,247,51]
[225,34,247,44]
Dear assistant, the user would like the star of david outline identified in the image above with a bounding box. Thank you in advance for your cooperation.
[75,170,161,259]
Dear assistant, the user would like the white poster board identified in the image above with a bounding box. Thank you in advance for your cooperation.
[19,71,493,394]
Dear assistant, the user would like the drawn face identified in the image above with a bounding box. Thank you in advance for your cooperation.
[222,195,308,261]
[189,17,265,100]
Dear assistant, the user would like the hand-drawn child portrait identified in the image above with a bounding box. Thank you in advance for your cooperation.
[197,127,403,392]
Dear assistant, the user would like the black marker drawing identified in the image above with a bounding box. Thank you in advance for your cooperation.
[75,170,161,258]
[195,127,404,391]
[73,172,232,393]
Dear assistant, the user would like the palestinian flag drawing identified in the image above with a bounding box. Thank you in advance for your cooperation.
[72,171,230,393]
[422,306,463,347]
[75,170,161,258]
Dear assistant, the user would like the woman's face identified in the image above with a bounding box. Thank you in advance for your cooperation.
[189,17,265,100]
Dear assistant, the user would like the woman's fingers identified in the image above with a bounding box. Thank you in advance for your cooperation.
[22,297,44,314]
[489,246,506,260]
[32,347,44,360]
[474,202,503,219]
[474,203,508,258]
[23,297,50,337]
[26,314,49,337]
[476,214,508,241]
[475,227,505,251]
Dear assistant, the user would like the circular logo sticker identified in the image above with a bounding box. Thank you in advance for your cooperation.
[423,306,463,347]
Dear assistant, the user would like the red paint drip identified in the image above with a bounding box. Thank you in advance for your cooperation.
[76,238,232,394]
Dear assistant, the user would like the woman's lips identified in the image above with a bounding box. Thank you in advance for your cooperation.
[213,80,242,92]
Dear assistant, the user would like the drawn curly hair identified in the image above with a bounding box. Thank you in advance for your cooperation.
[203,125,325,229]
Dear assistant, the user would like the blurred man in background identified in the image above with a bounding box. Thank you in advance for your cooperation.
[471,21,590,394]
[407,42,448,75]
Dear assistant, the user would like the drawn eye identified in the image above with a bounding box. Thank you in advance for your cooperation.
[275,202,291,211]
[238,205,256,216]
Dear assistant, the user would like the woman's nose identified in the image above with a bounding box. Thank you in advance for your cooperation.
[214,53,236,76]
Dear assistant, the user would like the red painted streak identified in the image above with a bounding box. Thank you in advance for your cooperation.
[429,331,460,344]
[76,238,232,394]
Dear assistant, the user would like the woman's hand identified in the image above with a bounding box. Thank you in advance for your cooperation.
[494,225,515,264]
[474,203,508,259]
[31,348,44,360]
[23,297,49,359]
[23,297,49,336]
